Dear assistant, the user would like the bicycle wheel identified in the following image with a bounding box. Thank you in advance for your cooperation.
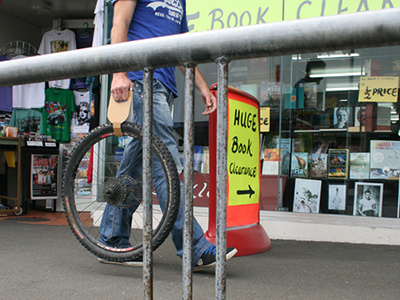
[62,122,181,262]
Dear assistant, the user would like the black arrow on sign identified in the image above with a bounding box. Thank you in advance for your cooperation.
[236,185,255,198]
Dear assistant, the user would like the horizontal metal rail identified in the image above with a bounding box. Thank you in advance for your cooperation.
[0,9,400,87]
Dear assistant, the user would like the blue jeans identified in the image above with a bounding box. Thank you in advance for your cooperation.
[99,79,212,267]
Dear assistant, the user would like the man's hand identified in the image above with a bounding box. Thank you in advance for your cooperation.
[200,88,217,115]
[111,73,134,102]
[194,67,217,115]
[178,65,217,115]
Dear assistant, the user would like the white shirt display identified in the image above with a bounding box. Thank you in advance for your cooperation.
[38,29,77,89]
[92,0,104,47]
[11,55,45,109]
[71,90,90,133]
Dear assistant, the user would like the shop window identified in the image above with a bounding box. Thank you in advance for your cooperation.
[260,46,400,218]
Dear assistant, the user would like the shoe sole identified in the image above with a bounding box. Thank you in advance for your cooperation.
[193,248,238,272]
[98,257,143,267]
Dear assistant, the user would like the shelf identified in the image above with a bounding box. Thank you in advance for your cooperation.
[0,137,22,215]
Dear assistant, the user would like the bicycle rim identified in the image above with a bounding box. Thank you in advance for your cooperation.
[62,122,181,262]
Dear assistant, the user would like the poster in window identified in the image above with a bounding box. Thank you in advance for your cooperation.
[353,182,383,217]
[293,178,322,213]
[354,107,366,127]
[260,81,281,108]
[291,152,308,178]
[333,107,353,129]
[370,140,400,179]
[262,148,280,175]
[328,149,349,179]
[31,154,58,199]
[310,153,327,178]
[328,184,346,211]
[349,152,370,179]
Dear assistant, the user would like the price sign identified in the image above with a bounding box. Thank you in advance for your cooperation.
[359,76,399,102]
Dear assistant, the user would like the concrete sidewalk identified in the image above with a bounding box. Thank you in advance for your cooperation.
[1,215,400,299]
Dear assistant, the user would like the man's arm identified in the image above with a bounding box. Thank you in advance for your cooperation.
[111,0,137,102]
[178,66,217,116]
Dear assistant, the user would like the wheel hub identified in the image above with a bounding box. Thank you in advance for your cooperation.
[103,175,141,208]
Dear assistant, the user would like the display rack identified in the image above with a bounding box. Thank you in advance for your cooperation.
[0,137,23,215]
[0,41,38,57]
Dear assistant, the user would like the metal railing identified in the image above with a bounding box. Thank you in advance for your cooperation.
[1,8,400,300]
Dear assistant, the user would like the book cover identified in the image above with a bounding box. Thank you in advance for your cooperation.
[312,139,333,154]
[370,140,400,179]
[277,138,291,175]
[294,82,325,111]
[293,178,322,213]
[291,152,308,178]
[328,184,347,211]
[303,82,317,110]
[260,136,291,175]
[349,152,370,179]
[310,153,327,178]
[260,135,278,160]
[262,148,280,175]
[354,106,366,127]
[328,149,349,179]
[333,107,353,129]
[260,81,281,108]
[376,105,391,130]
[284,87,297,109]
[353,182,383,217]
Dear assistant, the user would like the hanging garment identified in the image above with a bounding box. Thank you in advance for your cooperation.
[38,29,77,89]
[71,90,90,133]
[11,55,45,109]
[42,88,75,143]
[10,108,43,134]
[92,0,104,47]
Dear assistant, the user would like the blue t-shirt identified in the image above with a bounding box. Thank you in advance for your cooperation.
[113,0,189,95]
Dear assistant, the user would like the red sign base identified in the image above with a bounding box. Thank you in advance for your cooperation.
[205,224,271,257]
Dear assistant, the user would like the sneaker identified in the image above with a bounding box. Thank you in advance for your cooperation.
[98,257,143,267]
[194,245,238,272]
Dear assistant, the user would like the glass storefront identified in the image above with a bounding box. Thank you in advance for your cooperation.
[175,46,400,219]
[280,46,400,218]
[168,1,400,221]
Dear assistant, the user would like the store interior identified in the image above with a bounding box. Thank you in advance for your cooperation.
[0,0,99,214]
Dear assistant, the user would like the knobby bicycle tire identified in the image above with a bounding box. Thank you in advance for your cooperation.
[62,122,181,262]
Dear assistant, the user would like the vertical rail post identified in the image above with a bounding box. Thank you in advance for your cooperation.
[143,68,154,300]
[215,57,229,300]
[182,64,196,300]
